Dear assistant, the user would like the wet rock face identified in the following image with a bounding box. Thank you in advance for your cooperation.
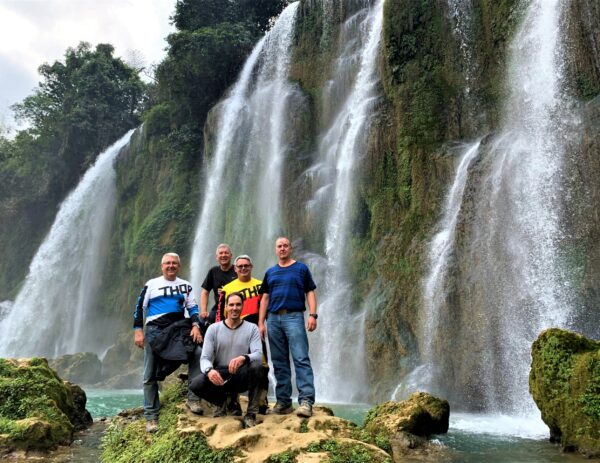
[0,357,92,452]
[49,352,102,385]
[529,328,600,457]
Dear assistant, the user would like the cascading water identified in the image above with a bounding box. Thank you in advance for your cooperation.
[0,130,134,358]
[418,0,576,413]
[190,2,301,279]
[304,0,383,403]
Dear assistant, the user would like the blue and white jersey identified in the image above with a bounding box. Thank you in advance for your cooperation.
[133,276,199,329]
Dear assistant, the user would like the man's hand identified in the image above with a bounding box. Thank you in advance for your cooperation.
[199,311,209,319]
[258,323,267,340]
[207,369,224,386]
[307,316,317,332]
[134,329,144,349]
[228,356,245,374]
[190,325,203,344]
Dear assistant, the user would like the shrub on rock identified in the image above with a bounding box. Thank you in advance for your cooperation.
[529,328,600,457]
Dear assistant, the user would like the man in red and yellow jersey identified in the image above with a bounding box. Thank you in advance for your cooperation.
[217,255,262,324]
[218,255,269,414]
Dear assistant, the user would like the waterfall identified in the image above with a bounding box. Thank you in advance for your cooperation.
[0,130,134,358]
[190,2,300,280]
[419,0,575,413]
[420,141,481,377]
[305,0,383,403]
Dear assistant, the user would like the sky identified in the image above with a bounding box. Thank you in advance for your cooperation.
[0,0,176,132]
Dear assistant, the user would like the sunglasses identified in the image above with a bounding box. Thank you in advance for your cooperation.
[236,264,251,269]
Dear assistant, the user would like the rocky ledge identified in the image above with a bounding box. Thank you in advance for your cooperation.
[0,358,92,457]
[529,328,600,457]
[102,383,450,463]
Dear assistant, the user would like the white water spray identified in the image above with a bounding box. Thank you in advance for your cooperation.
[0,130,134,358]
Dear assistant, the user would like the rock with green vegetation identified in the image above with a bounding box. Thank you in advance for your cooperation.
[0,358,92,454]
[49,352,102,385]
[361,392,449,461]
[101,381,451,463]
[529,328,600,457]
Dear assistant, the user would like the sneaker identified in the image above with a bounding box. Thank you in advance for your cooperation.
[243,413,257,428]
[296,401,312,418]
[186,400,204,415]
[258,404,269,415]
[146,420,158,433]
[271,402,293,415]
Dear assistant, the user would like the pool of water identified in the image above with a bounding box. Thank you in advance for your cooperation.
[85,388,143,418]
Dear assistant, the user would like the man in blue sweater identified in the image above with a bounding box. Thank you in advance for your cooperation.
[258,237,318,418]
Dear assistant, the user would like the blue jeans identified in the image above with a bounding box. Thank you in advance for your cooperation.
[267,311,315,406]
[143,325,202,420]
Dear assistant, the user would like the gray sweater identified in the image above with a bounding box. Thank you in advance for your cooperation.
[200,320,262,374]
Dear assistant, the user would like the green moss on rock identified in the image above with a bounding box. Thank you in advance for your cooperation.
[100,382,237,463]
[529,328,600,456]
[0,358,92,452]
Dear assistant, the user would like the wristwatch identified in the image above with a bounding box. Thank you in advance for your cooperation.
[309,313,318,319]
[205,367,213,375]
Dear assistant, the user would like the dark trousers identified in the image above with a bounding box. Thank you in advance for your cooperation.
[190,361,262,415]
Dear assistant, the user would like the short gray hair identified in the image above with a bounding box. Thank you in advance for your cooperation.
[234,255,253,266]
[216,243,232,254]
[161,252,180,264]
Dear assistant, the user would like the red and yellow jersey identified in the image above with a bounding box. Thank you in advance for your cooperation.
[217,277,262,323]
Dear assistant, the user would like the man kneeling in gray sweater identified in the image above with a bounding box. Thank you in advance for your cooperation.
[190,292,263,428]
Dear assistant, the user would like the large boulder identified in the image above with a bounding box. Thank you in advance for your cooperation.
[362,392,449,462]
[49,352,102,385]
[0,358,92,454]
[529,328,600,457]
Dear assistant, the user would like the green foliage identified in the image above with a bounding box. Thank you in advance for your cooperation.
[306,439,391,463]
[156,24,255,126]
[299,420,309,433]
[580,356,600,419]
[173,0,286,34]
[267,450,299,463]
[101,382,238,463]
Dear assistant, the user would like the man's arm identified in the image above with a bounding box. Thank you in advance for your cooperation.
[228,325,262,374]
[258,293,269,340]
[200,288,210,319]
[133,285,148,348]
[306,290,317,332]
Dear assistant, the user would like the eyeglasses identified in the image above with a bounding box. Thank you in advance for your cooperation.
[236,264,251,269]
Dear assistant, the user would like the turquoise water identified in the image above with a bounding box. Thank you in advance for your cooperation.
[85,388,143,418]
[83,391,590,462]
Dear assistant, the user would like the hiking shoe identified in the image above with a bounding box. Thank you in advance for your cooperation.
[296,401,312,418]
[186,400,203,415]
[146,420,158,433]
[213,403,227,418]
[271,402,293,415]
[226,398,242,416]
[243,413,257,428]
